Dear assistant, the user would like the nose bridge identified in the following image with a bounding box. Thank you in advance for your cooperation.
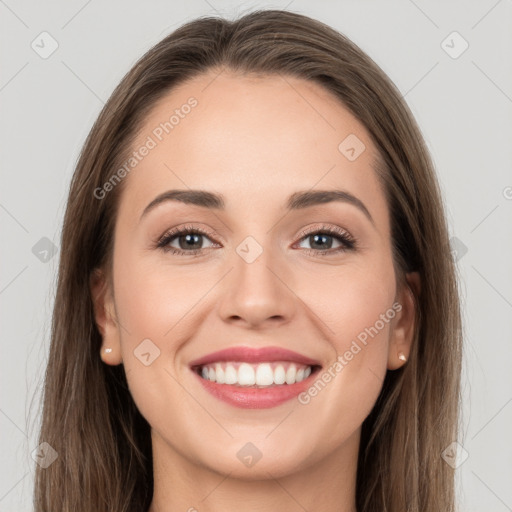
[218,233,296,326]
[236,236,278,289]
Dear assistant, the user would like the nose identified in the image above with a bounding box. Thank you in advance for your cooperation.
[217,243,297,329]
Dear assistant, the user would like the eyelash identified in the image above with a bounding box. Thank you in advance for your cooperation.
[156,223,357,257]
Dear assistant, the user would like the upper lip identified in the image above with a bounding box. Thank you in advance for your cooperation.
[189,346,322,368]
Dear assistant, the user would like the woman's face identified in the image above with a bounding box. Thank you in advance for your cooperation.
[92,70,416,479]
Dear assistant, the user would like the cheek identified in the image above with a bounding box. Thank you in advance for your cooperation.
[113,244,201,340]
[295,260,396,420]
[110,248,194,396]
[299,256,396,350]
[111,256,199,427]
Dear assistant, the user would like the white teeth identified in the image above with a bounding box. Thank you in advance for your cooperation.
[224,365,237,385]
[255,363,274,386]
[273,364,286,385]
[285,365,296,384]
[238,363,255,386]
[215,363,225,384]
[197,361,315,386]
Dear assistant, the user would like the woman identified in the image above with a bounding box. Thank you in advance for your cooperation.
[33,9,462,512]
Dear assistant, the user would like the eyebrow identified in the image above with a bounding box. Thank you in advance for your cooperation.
[140,189,374,225]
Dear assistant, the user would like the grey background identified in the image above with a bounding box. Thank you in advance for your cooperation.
[1,0,511,510]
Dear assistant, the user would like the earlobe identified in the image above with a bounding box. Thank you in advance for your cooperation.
[100,345,123,366]
[387,271,420,370]
[90,268,123,366]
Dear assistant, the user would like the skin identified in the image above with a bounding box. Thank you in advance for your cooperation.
[91,69,419,512]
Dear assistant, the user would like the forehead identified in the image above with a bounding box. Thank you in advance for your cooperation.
[118,70,387,228]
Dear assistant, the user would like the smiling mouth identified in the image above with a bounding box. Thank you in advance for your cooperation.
[192,361,323,388]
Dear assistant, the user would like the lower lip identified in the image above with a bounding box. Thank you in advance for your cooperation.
[191,367,320,409]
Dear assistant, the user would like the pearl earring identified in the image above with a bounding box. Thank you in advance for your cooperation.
[105,347,113,354]
[398,351,407,362]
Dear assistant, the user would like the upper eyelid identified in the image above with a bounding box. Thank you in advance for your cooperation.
[296,224,352,239]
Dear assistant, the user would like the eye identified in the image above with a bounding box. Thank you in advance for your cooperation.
[156,224,218,256]
[295,224,356,255]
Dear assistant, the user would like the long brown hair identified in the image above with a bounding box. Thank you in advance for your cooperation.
[32,9,462,511]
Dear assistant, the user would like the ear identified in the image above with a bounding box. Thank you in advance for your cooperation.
[90,268,123,366]
[387,271,420,370]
